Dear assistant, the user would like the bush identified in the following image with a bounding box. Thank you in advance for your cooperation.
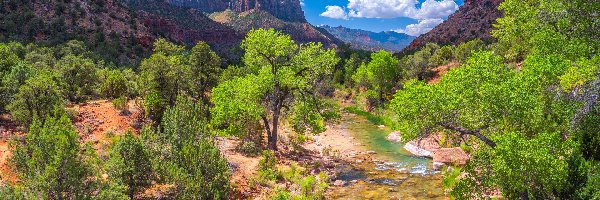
[143,96,230,199]
[100,69,128,99]
[106,132,153,199]
[235,140,262,157]
[9,114,96,198]
[258,150,279,181]
[8,72,64,126]
[112,96,129,114]
[55,54,99,102]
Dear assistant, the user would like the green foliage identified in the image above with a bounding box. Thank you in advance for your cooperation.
[429,45,455,67]
[187,41,222,103]
[402,43,439,80]
[452,132,580,199]
[54,53,100,103]
[106,131,153,198]
[100,68,129,99]
[111,96,128,112]
[9,114,97,199]
[453,39,485,63]
[258,150,279,182]
[8,72,64,126]
[212,29,339,150]
[492,0,599,61]
[143,96,230,199]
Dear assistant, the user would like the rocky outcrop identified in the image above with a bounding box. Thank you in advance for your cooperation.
[400,0,503,54]
[403,133,470,169]
[167,0,306,22]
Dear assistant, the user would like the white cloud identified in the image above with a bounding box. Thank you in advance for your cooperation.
[415,0,459,19]
[394,18,444,36]
[320,6,349,20]
[319,0,459,36]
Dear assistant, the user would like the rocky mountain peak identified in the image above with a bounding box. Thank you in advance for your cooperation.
[166,0,306,22]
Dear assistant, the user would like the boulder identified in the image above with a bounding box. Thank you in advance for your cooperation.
[403,142,433,157]
[386,131,403,143]
[432,147,470,166]
[333,180,347,187]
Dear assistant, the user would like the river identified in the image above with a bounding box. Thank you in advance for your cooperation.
[325,114,448,199]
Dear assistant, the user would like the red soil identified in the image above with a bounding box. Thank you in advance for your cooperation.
[73,100,141,151]
[428,62,458,84]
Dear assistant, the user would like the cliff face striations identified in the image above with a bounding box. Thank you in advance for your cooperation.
[166,0,306,22]
[401,0,503,54]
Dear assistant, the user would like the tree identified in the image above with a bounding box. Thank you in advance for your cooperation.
[143,96,230,199]
[7,72,64,126]
[138,42,185,121]
[211,29,339,150]
[429,45,455,67]
[187,41,222,104]
[353,50,400,103]
[9,114,96,199]
[55,54,100,102]
[403,43,439,80]
[106,131,153,199]
[99,68,128,99]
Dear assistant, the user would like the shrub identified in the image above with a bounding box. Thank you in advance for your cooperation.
[100,69,128,99]
[55,54,99,102]
[106,132,153,199]
[258,150,279,181]
[9,114,97,198]
[235,140,262,157]
[112,96,129,114]
[8,72,64,126]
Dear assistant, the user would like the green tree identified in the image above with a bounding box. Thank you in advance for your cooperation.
[454,39,484,63]
[138,41,186,121]
[144,96,230,199]
[7,72,63,126]
[55,54,100,102]
[106,131,153,199]
[187,41,222,104]
[99,69,129,99]
[429,45,455,67]
[9,114,96,199]
[211,29,339,150]
[354,50,400,103]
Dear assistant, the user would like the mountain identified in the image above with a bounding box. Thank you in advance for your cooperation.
[165,0,306,22]
[0,0,155,64]
[0,0,340,64]
[400,0,503,54]
[320,25,415,52]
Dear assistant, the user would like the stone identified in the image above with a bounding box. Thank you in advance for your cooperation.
[366,151,376,154]
[333,180,347,187]
[386,131,403,143]
[378,125,385,129]
[432,162,446,171]
[432,147,470,166]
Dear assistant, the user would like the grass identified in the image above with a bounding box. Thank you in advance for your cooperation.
[343,106,400,130]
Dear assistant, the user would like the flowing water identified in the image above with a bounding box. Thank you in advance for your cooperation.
[326,114,448,200]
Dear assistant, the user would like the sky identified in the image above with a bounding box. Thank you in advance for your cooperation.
[301,0,464,36]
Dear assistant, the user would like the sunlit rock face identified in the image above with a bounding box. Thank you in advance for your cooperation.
[166,0,306,22]
[400,0,504,54]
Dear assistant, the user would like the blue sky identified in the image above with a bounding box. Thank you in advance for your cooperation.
[301,0,464,36]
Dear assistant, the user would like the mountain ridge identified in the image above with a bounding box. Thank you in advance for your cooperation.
[320,25,415,52]
[400,0,503,54]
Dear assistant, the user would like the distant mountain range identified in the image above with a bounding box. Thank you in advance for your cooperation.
[320,25,415,52]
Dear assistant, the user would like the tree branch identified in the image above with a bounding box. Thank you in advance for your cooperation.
[261,115,271,136]
[437,123,497,148]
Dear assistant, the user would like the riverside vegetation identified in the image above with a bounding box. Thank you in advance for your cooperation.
[0,0,599,199]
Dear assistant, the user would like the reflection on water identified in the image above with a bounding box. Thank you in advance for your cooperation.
[326,114,448,200]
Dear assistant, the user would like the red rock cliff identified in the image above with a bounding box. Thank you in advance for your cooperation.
[400,0,503,54]
[167,0,306,22]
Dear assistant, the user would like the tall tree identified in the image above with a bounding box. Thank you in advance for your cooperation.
[212,29,339,150]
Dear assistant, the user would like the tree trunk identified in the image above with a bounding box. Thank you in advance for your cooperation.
[269,108,280,151]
